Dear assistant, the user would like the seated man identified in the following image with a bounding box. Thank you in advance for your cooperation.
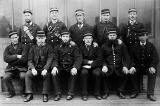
[24,31,53,102]
[79,32,102,101]
[51,30,82,101]
[101,28,130,99]
[3,31,28,98]
[130,29,159,101]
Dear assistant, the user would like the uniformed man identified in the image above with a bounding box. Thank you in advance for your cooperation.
[120,8,144,51]
[18,9,41,46]
[120,8,145,92]
[24,31,53,102]
[101,28,130,99]
[3,31,28,98]
[43,7,68,48]
[51,30,82,101]
[79,32,102,101]
[94,9,120,46]
[130,29,159,101]
[69,9,98,47]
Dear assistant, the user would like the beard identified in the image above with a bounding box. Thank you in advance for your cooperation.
[25,19,31,23]
[108,39,116,45]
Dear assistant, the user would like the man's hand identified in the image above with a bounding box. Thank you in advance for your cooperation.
[117,39,123,45]
[41,69,47,76]
[70,41,76,46]
[83,65,91,69]
[88,60,93,65]
[129,67,136,74]
[102,66,108,73]
[17,55,22,59]
[71,67,77,76]
[31,68,38,76]
[122,67,129,74]
[93,42,98,47]
[51,67,58,76]
[149,67,156,74]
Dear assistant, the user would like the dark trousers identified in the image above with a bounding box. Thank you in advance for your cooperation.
[51,69,77,96]
[3,71,26,94]
[102,72,127,94]
[137,69,157,95]
[25,70,50,94]
[80,68,101,96]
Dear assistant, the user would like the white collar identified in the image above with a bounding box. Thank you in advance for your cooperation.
[140,41,146,46]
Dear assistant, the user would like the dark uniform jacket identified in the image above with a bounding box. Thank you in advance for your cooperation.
[130,41,159,73]
[52,42,82,70]
[18,22,41,44]
[94,21,119,46]
[79,44,102,69]
[3,43,28,72]
[101,40,130,76]
[43,21,67,47]
[69,23,93,47]
[120,21,144,50]
[28,44,53,71]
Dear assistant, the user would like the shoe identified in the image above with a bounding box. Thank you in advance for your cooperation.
[54,94,61,101]
[43,94,48,102]
[24,94,33,102]
[130,93,138,99]
[102,93,109,99]
[6,92,15,98]
[147,95,156,101]
[82,95,88,101]
[95,95,102,100]
[66,95,73,100]
[118,92,126,99]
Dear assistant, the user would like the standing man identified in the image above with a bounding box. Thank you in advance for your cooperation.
[43,7,67,48]
[69,9,98,47]
[3,31,28,98]
[130,29,159,101]
[101,28,130,99]
[18,9,41,46]
[120,8,145,91]
[94,9,120,46]
[120,8,144,51]
[24,31,53,102]
[51,30,82,101]
[79,32,102,101]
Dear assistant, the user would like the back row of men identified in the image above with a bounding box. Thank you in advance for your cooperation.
[3,8,159,102]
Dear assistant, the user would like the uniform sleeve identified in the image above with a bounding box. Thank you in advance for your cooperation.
[73,46,83,70]
[51,46,59,68]
[43,24,48,36]
[3,46,18,63]
[122,43,130,68]
[150,45,159,68]
[28,47,35,70]
[17,27,22,43]
[91,47,103,68]
[44,46,54,70]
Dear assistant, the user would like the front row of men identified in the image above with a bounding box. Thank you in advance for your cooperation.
[3,28,159,102]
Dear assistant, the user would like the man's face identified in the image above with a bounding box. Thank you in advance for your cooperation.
[128,12,137,21]
[76,13,85,24]
[36,36,46,44]
[61,34,70,43]
[10,34,19,45]
[108,33,117,41]
[139,34,148,43]
[50,11,59,20]
[83,36,93,46]
[24,13,32,23]
[101,13,110,22]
